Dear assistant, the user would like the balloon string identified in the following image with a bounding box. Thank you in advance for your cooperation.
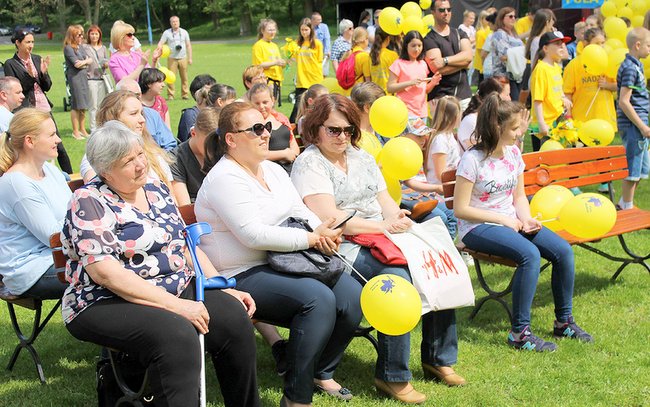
[333,250,369,284]
[539,217,558,223]
[584,86,600,119]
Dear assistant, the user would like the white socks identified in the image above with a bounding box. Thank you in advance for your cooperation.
[617,198,633,210]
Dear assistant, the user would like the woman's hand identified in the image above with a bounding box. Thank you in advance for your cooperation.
[41,55,50,73]
[284,148,298,162]
[171,298,210,334]
[313,218,343,255]
[383,210,412,234]
[224,289,256,318]
[276,59,287,67]
[501,217,523,232]
[430,72,442,86]
[521,217,542,234]
[139,50,150,66]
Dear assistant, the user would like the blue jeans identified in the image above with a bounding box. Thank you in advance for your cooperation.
[352,248,458,382]
[236,266,362,404]
[621,125,650,181]
[400,197,458,238]
[462,225,575,332]
[23,265,67,300]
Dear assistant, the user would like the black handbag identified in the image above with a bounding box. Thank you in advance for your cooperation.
[267,217,345,288]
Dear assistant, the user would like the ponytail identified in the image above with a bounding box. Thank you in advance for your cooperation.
[473,93,522,157]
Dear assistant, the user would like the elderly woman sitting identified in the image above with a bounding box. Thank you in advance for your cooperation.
[61,121,260,407]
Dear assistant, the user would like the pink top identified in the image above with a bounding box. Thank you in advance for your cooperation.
[109,51,148,83]
[146,95,169,122]
[19,55,50,112]
[389,59,428,118]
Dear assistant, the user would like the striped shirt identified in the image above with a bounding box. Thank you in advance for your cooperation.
[617,54,648,130]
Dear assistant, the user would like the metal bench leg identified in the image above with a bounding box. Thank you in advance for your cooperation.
[5,299,61,384]
[470,258,514,323]
[354,325,379,354]
[575,237,650,282]
[110,350,150,406]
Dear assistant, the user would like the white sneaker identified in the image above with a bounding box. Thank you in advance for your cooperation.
[460,251,474,267]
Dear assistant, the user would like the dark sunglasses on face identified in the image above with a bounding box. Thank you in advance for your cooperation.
[322,125,355,137]
[438,7,452,13]
[237,121,272,136]
[125,32,135,37]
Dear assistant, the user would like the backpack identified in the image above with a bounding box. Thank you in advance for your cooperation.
[336,51,361,90]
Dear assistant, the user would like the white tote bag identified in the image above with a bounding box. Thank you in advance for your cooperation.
[385,217,474,313]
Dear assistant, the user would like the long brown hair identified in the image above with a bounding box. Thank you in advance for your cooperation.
[424,96,461,174]
[63,24,84,49]
[473,93,522,157]
[297,18,316,49]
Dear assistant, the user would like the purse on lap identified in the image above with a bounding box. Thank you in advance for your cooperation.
[267,217,345,288]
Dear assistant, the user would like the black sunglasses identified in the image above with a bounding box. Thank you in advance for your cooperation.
[237,121,272,136]
[125,32,135,37]
[322,125,355,137]
[437,7,452,13]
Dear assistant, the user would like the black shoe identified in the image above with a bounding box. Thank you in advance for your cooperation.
[271,339,288,376]
[553,316,593,343]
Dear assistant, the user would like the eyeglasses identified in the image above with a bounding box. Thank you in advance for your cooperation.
[437,7,452,13]
[76,33,84,37]
[237,121,272,136]
[125,32,135,37]
[505,15,516,19]
[322,125,355,137]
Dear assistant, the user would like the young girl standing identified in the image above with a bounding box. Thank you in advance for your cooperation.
[454,93,593,352]
[369,27,399,93]
[252,19,286,104]
[530,31,572,150]
[387,31,441,120]
[289,18,323,123]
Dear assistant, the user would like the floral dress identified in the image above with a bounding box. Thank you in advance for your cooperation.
[61,178,192,324]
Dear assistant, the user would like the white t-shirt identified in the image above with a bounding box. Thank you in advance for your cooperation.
[159,28,190,59]
[455,145,525,240]
[194,158,321,278]
[425,132,462,185]
[457,113,477,151]
[0,106,13,133]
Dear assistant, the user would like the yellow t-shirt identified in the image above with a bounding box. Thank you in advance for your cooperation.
[531,60,564,126]
[296,39,324,89]
[252,39,284,82]
[473,28,491,72]
[563,55,617,131]
[370,47,399,92]
[515,16,532,42]
[352,46,371,84]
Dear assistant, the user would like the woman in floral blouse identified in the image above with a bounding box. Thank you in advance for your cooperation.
[61,120,260,407]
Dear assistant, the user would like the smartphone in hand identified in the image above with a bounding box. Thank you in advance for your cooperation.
[332,210,357,229]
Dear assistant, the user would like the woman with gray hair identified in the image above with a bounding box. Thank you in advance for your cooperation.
[61,120,260,407]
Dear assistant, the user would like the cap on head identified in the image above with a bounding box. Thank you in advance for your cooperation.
[539,31,571,48]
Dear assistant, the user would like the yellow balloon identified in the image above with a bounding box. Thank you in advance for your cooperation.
[379,137,423,180]
[631,15,644,28]
[158,67,176,84]
[578,119,615,146]
[581,44,609,76]
[369,96,409,137]
[359,131,383,159]
[612,0,626,8]
[558,193,617,239]
[617,6,634,19]
[530,185,574,231]
[402,15,424,35]
[419,0,432,9]
[605,38,625,50]
[604,17,628,42]
[379,7,403,36]
[422,14,435,32]
[643,56,650,80]
[382,172,403,205]
[161,44,171,58]
[540,140,565,152]
[606,47,629,78]
[360,274,421,336]
[320,77,348,95]
[631,0,648,15]
[601,1,617,17]
[400,2,422,19]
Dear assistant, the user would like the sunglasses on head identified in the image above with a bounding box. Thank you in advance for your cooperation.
[125,32,135,37]
[437,7,452,13]
[322,125,355,137]
[237,121,272,136]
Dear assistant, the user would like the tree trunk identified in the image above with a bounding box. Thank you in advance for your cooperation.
[149,0,166,31]
[93,0,101,25]
[77,0,92,25]
[239,3,252,36]
[211,12,220,30]
[303,0,313,16]
[57,0,67,33]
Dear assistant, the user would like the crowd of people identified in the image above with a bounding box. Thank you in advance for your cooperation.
[0,1,649,406]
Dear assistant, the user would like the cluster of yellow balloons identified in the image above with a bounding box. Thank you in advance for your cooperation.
[160,44,171,58]
[601,0,649,29]
[361,274,422,336]
[578,119,615,146]
[157,66,176,85]
[530,187,617,239]
[378,1,435,37]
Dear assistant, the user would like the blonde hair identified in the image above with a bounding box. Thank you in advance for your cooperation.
[194,107,221,136]
[352,27,368,47]
[0,109,51,175]
[110,22,135,51]
[63,24,84,49]
[477,10,491,30]
[96,90,173,188]
[257,19,277,40]
[296,84,328,124]
[424,96,461,174]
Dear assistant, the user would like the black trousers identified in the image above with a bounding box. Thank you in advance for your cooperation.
[289,87,308,124]
[67,285,260,407]
[50,112,72,173]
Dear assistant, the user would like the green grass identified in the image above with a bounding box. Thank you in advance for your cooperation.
[1,41,649,406]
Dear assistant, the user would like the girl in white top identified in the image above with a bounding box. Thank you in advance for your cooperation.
[424,96,462,191]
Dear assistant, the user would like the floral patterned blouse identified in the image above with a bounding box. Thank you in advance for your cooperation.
[455,145,524,240]
[61,178,192,324]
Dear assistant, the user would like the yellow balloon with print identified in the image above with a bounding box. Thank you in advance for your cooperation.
[419,0,432,9]
[601,1,617,17]
[529,185,574,231]
[581,44,609,76]
[400,2,422,19]
[540,140,565,152]
[379,7,403,36]
[378,137,423,180]
[558,193,617,239]
[578,119,615,146]
[631,0,649,15]
[161,44,171,58]
[402,15,425,35]
[369,95,409,137]
[422,14,435,33]
[360,274,421,336]
[359,131,383,159]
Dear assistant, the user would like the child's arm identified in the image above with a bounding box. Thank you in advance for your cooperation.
[619,87,650,137]
[453,176,523,232]
[598,76,617,92]
[386,71,425,93]
[512,173,541,233]
[533,100,549,136]
[403,177,442,194]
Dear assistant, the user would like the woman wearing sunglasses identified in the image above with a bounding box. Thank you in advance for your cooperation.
[291,94,464,404]
[490,7,525,101]
[195,102,363,407]
[108,22,160,83]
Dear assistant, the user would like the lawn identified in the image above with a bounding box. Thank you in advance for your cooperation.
[0,40,649,406]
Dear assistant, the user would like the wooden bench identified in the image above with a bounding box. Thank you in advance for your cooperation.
[442,146,650,322]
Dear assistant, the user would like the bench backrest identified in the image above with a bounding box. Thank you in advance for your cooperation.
[441,146,628,209]
[178,204,196,225]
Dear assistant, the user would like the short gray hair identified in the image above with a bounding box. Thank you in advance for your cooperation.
[0,76,19,93]
[87,120,144,178]
[339,19,353,34]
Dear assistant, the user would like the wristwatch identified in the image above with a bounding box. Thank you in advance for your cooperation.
[443,57,449,66]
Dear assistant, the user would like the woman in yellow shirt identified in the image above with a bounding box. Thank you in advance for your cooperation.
[474,10,492,83]
[252,19,286,105]
[348,27,371,85]
[369,27,399,93]
[290,18,324,123]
